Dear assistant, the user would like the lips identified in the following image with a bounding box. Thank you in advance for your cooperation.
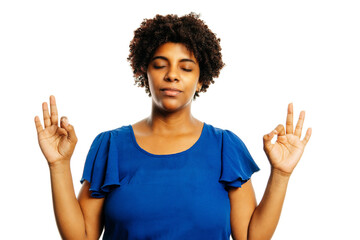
[160,88,182,96]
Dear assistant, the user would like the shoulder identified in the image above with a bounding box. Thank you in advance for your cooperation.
[205,122,242,141]
[90,125,131,145]
[205,123,252,156]
[96,125,130,136]
[205,122,226,135]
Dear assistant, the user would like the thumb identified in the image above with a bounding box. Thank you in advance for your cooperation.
[61,117,78,143]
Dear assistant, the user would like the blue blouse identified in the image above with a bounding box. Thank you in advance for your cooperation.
[80,122,260,240]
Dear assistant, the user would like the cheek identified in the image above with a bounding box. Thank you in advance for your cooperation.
[146,71,161,95]
[191,74,201,90]
[146,71,156,86]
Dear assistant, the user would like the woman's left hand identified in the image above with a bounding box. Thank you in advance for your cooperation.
[263,103,312,176]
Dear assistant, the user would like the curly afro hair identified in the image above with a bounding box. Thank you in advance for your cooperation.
[128,12,225,99]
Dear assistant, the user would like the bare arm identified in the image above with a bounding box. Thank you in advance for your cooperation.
[230,103,311,240]
[78,180,105,239]
[247,169,289,239]
[35,95,104,239]
[49,163,105,239]
[228,180,257,240]
[49,161,87,239]
[229,170,289,240]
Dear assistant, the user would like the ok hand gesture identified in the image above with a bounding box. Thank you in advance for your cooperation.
[34,95,78,166]
[263,103,312,176]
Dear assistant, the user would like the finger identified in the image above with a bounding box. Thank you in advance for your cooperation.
[286,103,294,134]
[34,116,43,134]
[301,128,312,146]
[263,129,278,150]
[275,124,286,136]
[294,111,305,138]
[61,117,78,143]
[42,102,51,128]
[57,127,68,136]
[50,95,58,126]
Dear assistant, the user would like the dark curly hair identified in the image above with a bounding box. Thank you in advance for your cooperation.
[127,12,225,99]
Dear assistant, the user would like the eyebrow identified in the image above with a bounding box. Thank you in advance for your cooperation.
[151,56,196,64]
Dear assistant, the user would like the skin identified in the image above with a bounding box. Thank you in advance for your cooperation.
[34,97,102,240]
[131,42,204,154]
[230,104,312,240]
[34,42,311,240]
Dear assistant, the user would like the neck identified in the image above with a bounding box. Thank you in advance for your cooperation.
[146,102,199,135]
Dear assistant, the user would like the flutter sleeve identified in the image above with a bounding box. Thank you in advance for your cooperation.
[219,129,260,190]
[80,131,121,198]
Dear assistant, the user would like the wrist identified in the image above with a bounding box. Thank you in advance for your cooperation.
[48,159,71,172]
[271,167,292,180]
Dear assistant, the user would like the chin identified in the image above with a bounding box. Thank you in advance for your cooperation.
[161,103,182,112]
[158,99,189,113]
[152,94,193,112]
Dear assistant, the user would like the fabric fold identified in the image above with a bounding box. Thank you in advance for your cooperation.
[80,131,122,198]
[219,130,260,189]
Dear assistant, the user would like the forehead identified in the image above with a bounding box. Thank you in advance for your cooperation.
[152,42,197,62]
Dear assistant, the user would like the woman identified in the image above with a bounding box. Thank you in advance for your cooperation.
[34,13,311,240]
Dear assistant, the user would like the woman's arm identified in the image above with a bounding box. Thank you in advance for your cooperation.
[49,161,105,240]
[35,95,104,239]
[247,169,290,239]
[49,160,88,239]
[78,180,105,239]
[230,103,311,240]
[229,171,289,240]
[228,180,257,240]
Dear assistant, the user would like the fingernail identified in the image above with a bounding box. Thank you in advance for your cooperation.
[62,117,69,126]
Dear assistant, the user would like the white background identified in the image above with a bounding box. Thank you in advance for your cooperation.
[1,0,359,239]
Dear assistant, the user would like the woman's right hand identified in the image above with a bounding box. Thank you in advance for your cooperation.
[34,95,78,167]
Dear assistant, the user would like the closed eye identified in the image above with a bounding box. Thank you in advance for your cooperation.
[154,66,165,69]
[182,68,192,72]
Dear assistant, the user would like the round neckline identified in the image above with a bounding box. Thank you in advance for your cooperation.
[129,122,207,158]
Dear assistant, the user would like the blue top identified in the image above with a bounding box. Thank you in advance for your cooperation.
[80,122,260,240]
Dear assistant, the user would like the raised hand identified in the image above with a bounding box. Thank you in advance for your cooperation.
[263,103,312,176]
[34,95,77,166]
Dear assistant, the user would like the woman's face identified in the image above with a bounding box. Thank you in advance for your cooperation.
[147,42,201,113]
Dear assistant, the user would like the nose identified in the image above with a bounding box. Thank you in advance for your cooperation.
[164,66,179,82]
